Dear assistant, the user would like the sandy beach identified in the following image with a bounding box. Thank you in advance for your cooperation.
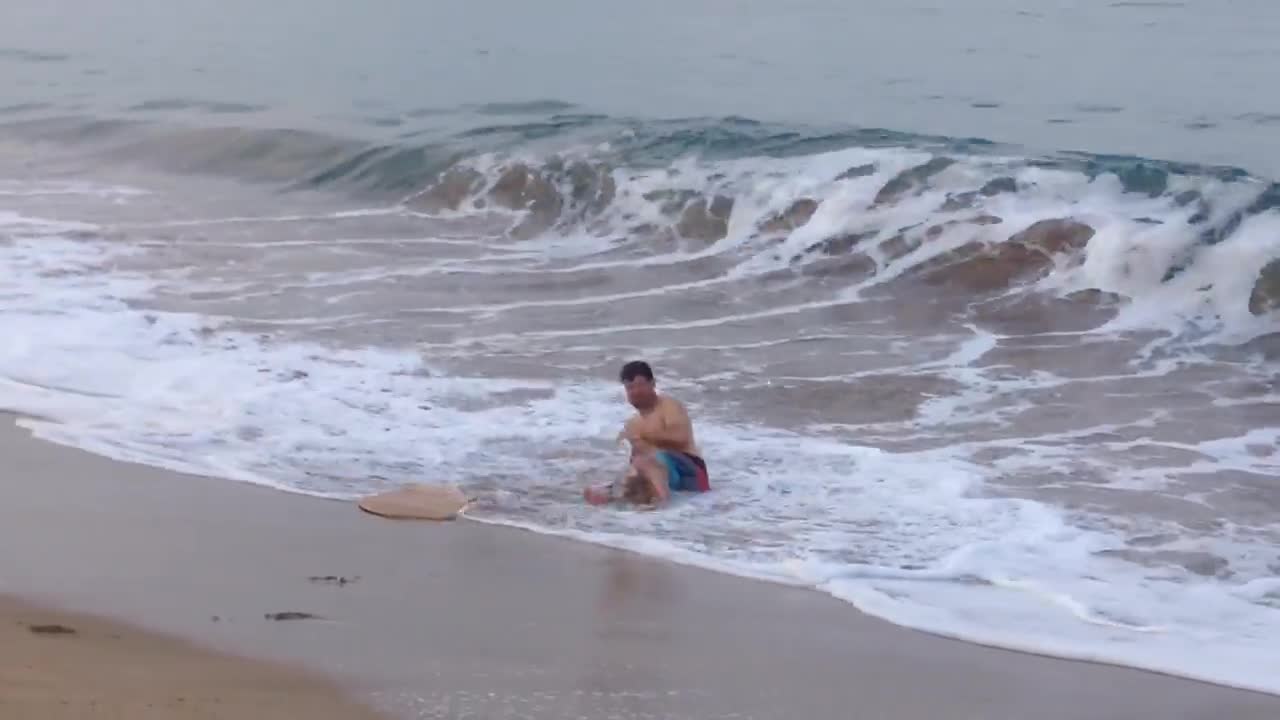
[0,595,388,719]
[2,413,1279,720]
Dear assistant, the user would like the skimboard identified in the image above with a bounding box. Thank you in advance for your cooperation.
[358,483,469,520]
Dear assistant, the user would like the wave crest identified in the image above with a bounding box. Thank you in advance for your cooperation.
[5,112,1278,336]
[406,143,1278,338]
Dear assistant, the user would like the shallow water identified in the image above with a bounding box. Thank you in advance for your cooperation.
[2,0,1279,698]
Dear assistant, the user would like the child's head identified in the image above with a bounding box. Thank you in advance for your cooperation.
[622,470,655,505]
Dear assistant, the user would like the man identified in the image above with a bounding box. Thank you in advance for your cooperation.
[609,360,710,507]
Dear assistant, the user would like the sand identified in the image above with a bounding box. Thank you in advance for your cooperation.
[0,595,388,719]
[2,414,1279,719]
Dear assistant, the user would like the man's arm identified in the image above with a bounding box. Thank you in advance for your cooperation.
[643,468,671,507]
[618,416,640,454]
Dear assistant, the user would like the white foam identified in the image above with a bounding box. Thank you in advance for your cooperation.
[427,143,1280,355]
[111,207,404,229]
[0,210,100,234]
[0,180,149,198]
[1053,194,1280,344]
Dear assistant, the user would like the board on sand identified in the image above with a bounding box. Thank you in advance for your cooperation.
[357,483,469,520]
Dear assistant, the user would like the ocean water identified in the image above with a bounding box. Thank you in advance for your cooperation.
[2,0,1279,697]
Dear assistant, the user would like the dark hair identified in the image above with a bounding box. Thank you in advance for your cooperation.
[619,360,654,383]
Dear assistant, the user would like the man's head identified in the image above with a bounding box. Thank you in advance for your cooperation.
[619,360,657,410]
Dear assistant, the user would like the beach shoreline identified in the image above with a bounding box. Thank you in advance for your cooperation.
[3,413,1280,719]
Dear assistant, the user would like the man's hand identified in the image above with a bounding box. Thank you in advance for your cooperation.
[616,423,645,445]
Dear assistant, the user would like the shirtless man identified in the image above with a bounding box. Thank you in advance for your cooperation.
[609,360,710,507]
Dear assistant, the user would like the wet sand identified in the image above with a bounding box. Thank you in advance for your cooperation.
[0,595,388,719]
[2,414,1279,720]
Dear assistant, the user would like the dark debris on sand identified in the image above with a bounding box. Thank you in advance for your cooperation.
[308,575,359,586]
[264,612,321,621]
[28,623,77,635]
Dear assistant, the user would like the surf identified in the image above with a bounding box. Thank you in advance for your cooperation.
[0,112,1278,697]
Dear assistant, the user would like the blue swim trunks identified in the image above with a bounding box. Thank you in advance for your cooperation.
[654,451,711,493]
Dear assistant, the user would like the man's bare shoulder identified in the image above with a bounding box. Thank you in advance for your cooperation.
[657,394,691,419]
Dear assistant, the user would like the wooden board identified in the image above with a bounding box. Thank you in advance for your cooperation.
[357,483,468,521]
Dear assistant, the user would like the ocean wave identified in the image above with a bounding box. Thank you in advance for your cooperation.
[11,109,1273,341]
[407,142,1278,345]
